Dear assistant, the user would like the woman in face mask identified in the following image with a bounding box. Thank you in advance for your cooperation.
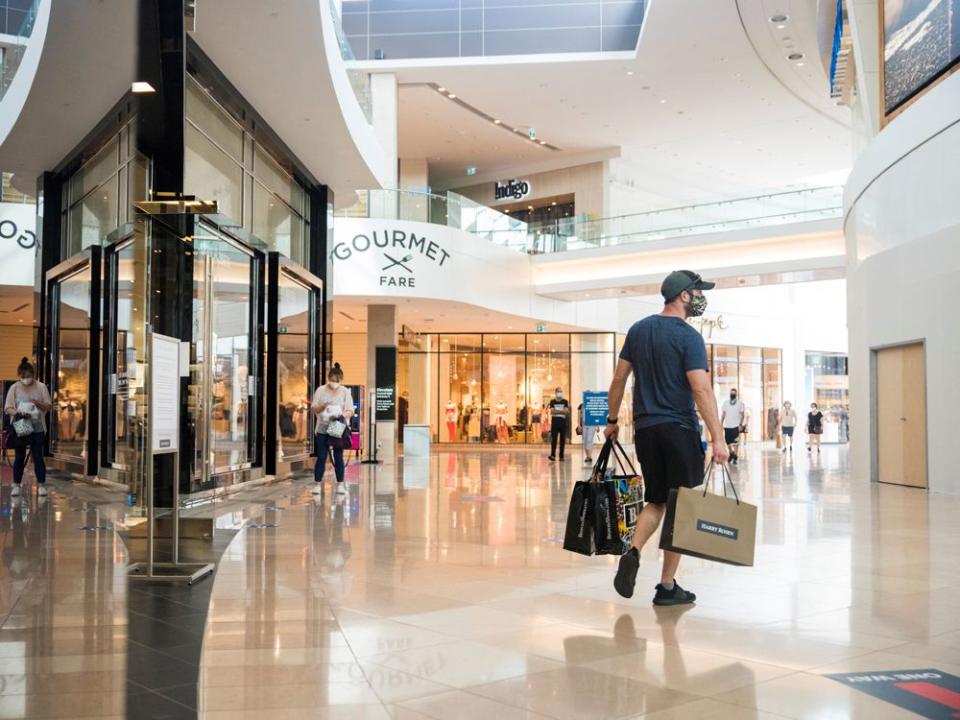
[4,358,52,497]
[311,363,354,493]
[807,402,824,454]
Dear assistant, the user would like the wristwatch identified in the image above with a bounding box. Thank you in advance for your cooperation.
[606,417,618,424]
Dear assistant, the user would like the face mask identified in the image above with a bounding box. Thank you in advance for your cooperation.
[21,377,33,386]
[329,381,341,389]
[685,293,708,318]
[555,392,563,398]
[730,394,737,402]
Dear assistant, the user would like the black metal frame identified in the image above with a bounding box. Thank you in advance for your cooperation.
[45,247,103,476]
[265,253,324,475]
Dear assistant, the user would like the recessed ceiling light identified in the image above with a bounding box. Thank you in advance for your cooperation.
[659,99,667,104]
[448,93,457,99]
[626,70,634,76]
[787,52,804,61]
[438,86,446,92]
[131,81,156,93]
[493,119,501,124]
[538,140,546,145]
[770,14,789,23]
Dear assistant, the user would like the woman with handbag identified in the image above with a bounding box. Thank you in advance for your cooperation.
[4,358,52,497]
[311,363,354,493]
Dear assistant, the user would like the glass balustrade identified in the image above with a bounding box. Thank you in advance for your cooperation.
[0,0,41,101]
[328,0,372,123]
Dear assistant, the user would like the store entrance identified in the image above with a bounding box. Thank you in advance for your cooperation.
[44,214,324,495]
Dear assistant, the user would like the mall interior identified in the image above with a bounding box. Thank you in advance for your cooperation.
[0,0,958,718]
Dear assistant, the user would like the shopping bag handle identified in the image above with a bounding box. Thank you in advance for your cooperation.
[702,462,741,505]
[609,440,640,476]
[590,438,614,482]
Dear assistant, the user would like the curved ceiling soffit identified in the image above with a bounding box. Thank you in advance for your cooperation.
[733,0,849,132]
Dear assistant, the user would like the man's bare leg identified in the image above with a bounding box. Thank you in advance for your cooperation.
[660,550,681,585]
[630,502,665,552]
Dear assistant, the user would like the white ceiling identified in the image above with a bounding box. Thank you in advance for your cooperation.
[374,0,852,202]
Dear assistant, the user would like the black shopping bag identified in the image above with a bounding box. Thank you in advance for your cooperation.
[563,480,597,555]
[659,463,757,567]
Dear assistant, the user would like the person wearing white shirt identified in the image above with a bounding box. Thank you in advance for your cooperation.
[780,401,797,453]
[312,363,354,492]
[720,389,746,465]
[4,358,52,496]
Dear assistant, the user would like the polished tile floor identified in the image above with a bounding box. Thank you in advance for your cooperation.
[2,442,960,719]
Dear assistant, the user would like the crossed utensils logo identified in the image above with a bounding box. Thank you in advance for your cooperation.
[382,253,413,274]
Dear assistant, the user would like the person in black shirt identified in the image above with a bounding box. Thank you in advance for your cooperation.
[807,402,824,454]
[547,387,570,461]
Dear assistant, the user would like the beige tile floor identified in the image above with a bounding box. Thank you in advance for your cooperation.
[3,442,960,719]
[196,444,960,719]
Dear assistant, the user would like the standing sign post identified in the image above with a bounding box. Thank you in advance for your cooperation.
[128,331,213,584]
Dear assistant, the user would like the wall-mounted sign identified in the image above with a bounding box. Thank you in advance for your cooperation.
[582,391,609,427]
[331,228,451,289]
[494,178,531,201]
[688,314,728,338]
[466,166,477,176]
[0,202,36,287]
[536,323,547,333]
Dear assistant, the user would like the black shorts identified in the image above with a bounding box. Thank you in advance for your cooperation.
[634,423,705,504]
[781,426,794,437]
[724,427,741,445]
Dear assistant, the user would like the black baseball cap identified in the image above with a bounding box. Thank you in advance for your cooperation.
[660,270,715,300]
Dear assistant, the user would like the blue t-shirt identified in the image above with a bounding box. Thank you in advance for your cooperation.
[619,315,708,432]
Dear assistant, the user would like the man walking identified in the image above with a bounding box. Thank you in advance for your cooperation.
[548,387,570,461]
[720,389,746,464]
[605,270,728,605]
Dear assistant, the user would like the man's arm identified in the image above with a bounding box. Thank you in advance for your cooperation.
[688,369,728,464]
[604,359,633,440]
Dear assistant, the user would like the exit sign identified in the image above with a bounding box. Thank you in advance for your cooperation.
[536,324,547,333]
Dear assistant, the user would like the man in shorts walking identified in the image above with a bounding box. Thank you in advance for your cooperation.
[720,389,745,464]
[605,270,728,605]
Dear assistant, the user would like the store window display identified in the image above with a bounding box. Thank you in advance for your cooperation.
[51,266,93,461]
[805,351,849,442]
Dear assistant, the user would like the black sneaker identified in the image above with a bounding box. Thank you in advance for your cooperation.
[559,456,566,462]
[614,548,640,599]
[653,581,696,606]
[584,456,593,465]
[548,455,556,461]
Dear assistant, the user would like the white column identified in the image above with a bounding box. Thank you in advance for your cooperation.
[370,73,399,218]
[367,304,398,462]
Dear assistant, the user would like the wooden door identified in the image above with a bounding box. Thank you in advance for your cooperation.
[876,343,927,488]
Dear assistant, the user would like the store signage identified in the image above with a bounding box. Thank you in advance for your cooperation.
[0,202,36,287]
[582,391,609,427]
[375,346,397,421]
[494,178,531,201]
[150,333,180,454]
[825,669,960,719]
[688,314,728,338]
[331,228,451,289]
[466,166,477,176]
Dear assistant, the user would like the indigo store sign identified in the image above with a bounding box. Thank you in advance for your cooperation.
[494,178,531,201]
[331,228,451,288]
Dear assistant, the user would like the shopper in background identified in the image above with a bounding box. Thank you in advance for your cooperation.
[548,387,570,461]
[312,363,354,493]
[807,402,824,454]
[576,397,600,465]
[606,270,728,606]
[4,358,51,497]
[720,389,745,465]
[781,401,797,452]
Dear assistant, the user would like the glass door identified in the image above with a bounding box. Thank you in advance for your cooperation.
[266,255,323,474]
[191,223,263,490]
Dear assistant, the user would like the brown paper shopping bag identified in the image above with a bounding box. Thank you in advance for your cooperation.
[659,463,757,567]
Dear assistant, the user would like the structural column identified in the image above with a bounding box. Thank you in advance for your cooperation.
[366,304,397,460]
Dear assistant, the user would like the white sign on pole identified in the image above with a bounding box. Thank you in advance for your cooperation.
[151,333,180,454]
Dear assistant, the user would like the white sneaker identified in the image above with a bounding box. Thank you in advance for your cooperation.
[38,486,48,497]
[336,483,347,494]
[11,484,21,496]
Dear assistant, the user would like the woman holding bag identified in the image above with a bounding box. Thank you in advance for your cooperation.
[312,363,354,493]
[4,358,52,497]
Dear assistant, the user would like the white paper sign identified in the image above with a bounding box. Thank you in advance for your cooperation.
[151,333,180,454]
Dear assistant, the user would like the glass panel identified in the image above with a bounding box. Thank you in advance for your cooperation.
[399,333,437,351]
[527,349,570,445]
[739,346,762,362]
[528,333,569,353]
[186,76,244,161]
[482,334,524,352]
[252,181,303,259]
[738,362,762,443]
[714,344,738,362]
[571,333,614,352]
[108,242,141,468]
[762,347,781,363]
[254,146,303,214]
[185,123,243,223]
[129,156,148,216]
[763,359,782,441]
[190,247,207,481]
[398,350,437,442]
[805,351,849,443]
[52,265,92,460]
[482,353,525,443]
[69,138,118,204]
[70,175,119,251]
[439,334,482,352]
[277,270,312,460]
[438,351,481,442]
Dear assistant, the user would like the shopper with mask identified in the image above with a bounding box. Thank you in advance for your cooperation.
[312,363,354,493]
[605,270,728,605]
[720,389,746,465]
[548,387,570,461]
[807,402,824,454]
[4,358,52,497]
[781,401,797,452]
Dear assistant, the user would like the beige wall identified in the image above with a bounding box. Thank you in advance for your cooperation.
[0,325,35,381]
[449,162,605,219]
[332,333,367,389]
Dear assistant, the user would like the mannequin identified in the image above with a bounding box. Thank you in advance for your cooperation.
[445,402,458,441]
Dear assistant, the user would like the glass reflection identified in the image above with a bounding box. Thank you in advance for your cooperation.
[277,270,312,460]
[51,266,91,460]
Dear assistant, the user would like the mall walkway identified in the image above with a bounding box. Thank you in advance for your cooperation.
[2,443,959,718]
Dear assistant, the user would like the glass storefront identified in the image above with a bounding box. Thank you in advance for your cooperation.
[277,269,314,461]
[707,344,782,442]
[398,333,616,444]
[805,351,849,442]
